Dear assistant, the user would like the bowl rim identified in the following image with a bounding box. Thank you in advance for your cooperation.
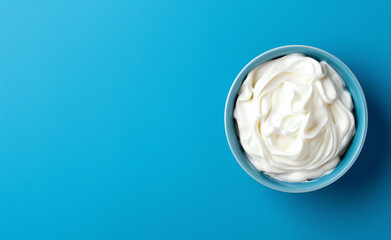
[224,45,368,193]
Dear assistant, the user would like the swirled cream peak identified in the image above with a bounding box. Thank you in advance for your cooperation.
[234,54,355,182]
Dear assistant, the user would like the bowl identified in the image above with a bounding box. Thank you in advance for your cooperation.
[224,45,368,193]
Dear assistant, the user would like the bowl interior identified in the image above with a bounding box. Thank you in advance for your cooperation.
[225,46,368,193]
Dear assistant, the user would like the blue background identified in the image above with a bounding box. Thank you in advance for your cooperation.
[0,1,390,239]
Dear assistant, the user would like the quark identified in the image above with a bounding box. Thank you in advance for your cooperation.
[234,54,355,182]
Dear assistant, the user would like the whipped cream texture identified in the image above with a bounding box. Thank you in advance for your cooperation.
[234,54,355,182]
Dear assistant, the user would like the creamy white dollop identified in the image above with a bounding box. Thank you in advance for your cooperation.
[234,54,355,182]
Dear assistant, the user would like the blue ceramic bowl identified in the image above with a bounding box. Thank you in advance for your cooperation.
[225,45,368,193]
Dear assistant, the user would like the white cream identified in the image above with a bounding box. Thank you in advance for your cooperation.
[234,54,355,182]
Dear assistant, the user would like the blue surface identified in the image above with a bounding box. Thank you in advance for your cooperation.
[0,1,390,239]
[225,45,368,192]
